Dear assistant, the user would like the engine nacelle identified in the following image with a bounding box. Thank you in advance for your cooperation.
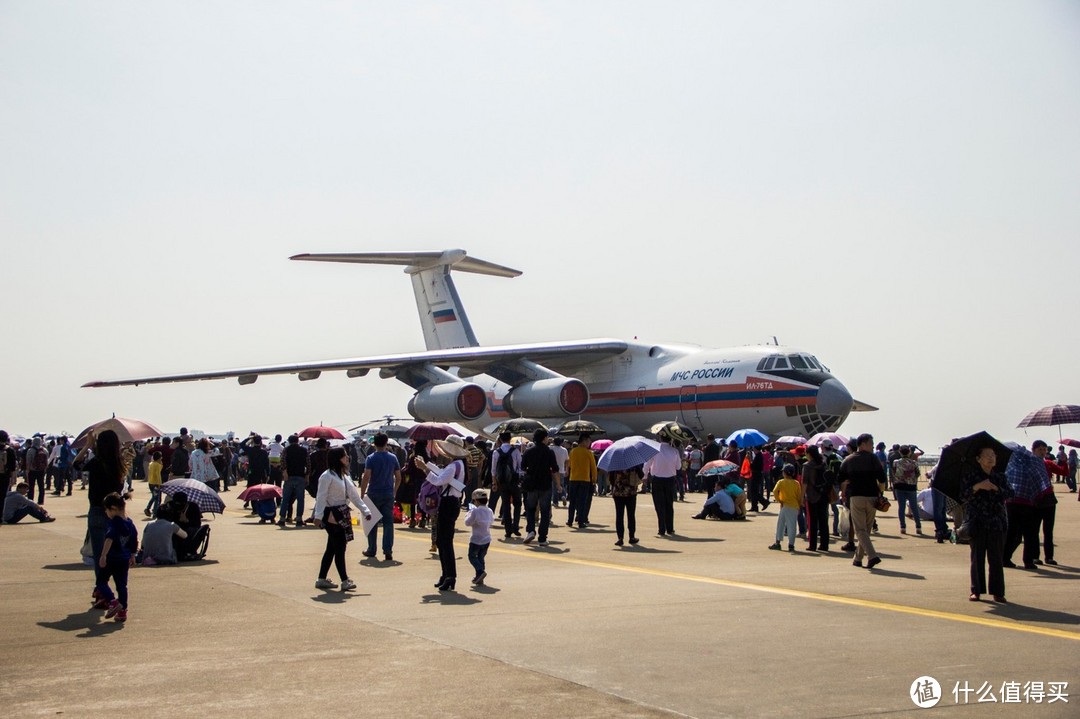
[408,382,487,422]
[503,378,589,418]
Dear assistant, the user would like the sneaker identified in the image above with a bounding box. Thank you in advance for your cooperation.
[92,598,110,610]
[538,540,548,546]
[295,520,304,528]
[615,539,624,546]
[340,579,356,591]
[105,599,122,618]
[523,531,536,544]
[899,528,906,534]
[315,578,338,589]
[852,559,863,568]
[475,571,486,585]
[361,550,377,558]
[629,537,639,545]
[768,542,782,551]
[113,608,127,623]
[788,545,795,553]
[429,544,438,553]
[867,556,882,569]
[144,508,151,517]
[840,542,856,552]
[384,552,393,562]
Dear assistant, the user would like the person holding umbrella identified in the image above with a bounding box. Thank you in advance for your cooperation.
[313,448,371,591]
[73,429,126,608]
[962,445,1013,602]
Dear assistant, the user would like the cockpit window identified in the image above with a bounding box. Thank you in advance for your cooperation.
[806,356,821,370]
[773,356,789,370]
[788,354,808,370]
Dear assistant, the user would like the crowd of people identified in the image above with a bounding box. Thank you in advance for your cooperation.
[2,423,1076,616]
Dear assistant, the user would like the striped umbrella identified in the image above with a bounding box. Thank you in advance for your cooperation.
[597,436,662,472]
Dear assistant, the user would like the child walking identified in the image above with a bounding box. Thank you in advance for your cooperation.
[144,451,162,517]
[98,492,138,622]
[768,465,803,553]
[464,488,494,585]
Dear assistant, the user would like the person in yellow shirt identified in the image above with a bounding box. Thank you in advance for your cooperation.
[768,464,803,553]
[566,435,598,528]
[144,451,163,518]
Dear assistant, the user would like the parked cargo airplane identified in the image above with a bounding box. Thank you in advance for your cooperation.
[85,250,875,439]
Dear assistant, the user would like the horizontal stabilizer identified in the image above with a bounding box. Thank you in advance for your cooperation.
[290,250,521,278]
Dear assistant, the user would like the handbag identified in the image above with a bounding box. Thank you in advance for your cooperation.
[956,519,977,542]
[874,495,891,513]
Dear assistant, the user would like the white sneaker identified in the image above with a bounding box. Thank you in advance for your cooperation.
[523,531,536,544]
[340,579,356,591]
[315,578,338,589]
[538,540,549,546]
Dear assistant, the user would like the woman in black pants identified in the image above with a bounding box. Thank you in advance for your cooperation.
[415,436,468,591]
[802,446,832,552]
[313,448,371,592]
[962,446,1013,603]
[610,466,643,546]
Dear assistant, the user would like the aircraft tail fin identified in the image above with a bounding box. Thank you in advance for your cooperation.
[290,249,520,351]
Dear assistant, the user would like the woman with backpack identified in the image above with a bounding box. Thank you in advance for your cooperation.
[414,435,468,591]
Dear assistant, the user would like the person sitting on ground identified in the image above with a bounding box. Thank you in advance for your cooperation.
[692,479,737,520]
[140,508,188,565]
[163,491,206,560]
[3,482,56,524]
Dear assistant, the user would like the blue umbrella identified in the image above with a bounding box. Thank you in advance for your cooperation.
[725,428,769,448]
[598,436,662,472]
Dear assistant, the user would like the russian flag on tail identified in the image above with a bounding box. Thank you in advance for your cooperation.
[433,308,457,324]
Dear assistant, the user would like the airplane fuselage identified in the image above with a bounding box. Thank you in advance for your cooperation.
[467,341,852,440]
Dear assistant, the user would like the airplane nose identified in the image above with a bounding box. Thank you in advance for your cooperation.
[816,378,854,416]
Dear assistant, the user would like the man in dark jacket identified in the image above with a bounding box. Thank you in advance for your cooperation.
[521,429,562,546]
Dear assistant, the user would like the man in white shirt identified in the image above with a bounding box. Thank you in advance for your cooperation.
[644,434,683,537]
[550,437,569,508]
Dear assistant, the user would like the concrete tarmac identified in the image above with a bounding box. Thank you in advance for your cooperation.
[2,484,1078,718]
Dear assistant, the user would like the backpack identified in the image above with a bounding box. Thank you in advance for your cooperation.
[495,447,520,492]
[59,444,74,469]
[418,461,462,516]
[30,448,48,473]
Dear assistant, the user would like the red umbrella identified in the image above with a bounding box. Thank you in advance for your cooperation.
[405,422,462,441]
[1060,438,1080,449]
[74,416,164,450]
[237,484,283,502]
[297,424,345,440]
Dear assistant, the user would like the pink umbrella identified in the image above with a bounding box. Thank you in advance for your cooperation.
[405,422,463,441]
[590,439,613,451]
[237,484,283,502]
[297,424,346,440]
[805,432,849,448]
[73,416,164,450]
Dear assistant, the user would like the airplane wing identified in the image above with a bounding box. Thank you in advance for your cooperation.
[82,339,629,388]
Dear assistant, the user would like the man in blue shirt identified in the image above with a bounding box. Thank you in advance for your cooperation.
[361,433,402,561]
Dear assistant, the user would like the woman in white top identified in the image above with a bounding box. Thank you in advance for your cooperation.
[189,439,220,487]
[414,436,468,591]
[313,448,371,591]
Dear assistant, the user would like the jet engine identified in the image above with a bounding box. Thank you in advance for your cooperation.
[408,382,487,422]
[503,378,589,418]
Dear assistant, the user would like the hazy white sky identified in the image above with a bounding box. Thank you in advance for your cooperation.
[3,1,1078,452]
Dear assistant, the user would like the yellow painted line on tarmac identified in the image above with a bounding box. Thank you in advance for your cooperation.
[399,533,1080,642]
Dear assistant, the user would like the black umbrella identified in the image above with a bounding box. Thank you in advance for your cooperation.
[930,431,1013,502]
[551,420,606,437]
[494,418,548,437]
